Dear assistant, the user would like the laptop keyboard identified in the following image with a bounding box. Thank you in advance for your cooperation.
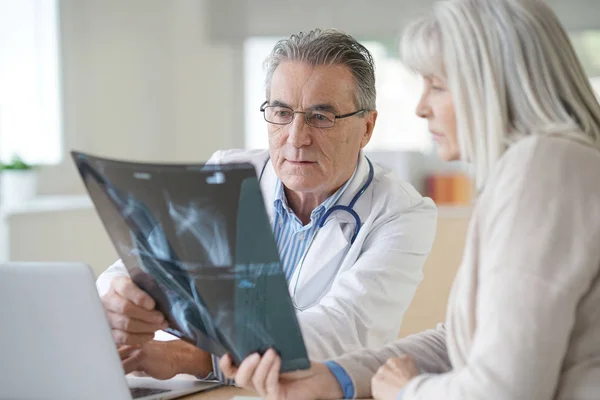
[130,387,172,399]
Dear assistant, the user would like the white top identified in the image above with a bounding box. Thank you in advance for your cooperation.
[334,135,600,399]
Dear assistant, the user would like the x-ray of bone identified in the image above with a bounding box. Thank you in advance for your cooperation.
[72,151,310,373]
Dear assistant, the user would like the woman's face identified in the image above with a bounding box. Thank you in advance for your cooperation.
[415,76,460,161]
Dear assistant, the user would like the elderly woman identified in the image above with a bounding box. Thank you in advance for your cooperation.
[219,0,600,399]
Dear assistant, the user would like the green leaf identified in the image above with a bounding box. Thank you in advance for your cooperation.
[1,154,33,171]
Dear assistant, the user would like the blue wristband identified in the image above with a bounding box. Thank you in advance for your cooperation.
[324,361,355,399]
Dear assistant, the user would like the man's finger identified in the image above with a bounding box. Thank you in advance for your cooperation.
[106,311,167,333]
[121,349,143,374]
[112,277,155,310]
[102,293,165,324]
[118,345,141,360]
[112,329,155,346]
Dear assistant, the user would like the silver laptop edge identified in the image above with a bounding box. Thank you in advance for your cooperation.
[0,262,220,400]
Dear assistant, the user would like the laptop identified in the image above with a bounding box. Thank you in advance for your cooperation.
[0,262,221,400]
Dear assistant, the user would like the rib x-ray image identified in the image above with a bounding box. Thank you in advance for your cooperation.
[72,152,309,372]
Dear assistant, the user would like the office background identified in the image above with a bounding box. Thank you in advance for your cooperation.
[0,0,598,336]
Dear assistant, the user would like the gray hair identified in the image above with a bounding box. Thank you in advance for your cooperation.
[401,0,600,189]
[263,29,376,110]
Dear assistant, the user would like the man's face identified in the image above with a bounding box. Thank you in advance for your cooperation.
[267,61,377,196]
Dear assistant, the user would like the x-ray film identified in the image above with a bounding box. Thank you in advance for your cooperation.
[72,151,310,373]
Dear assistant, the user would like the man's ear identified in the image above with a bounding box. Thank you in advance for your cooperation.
[360,110,378,148]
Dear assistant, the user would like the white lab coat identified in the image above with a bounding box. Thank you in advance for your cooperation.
[96,149,437,361]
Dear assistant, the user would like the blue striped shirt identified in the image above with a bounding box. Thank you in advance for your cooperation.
[272,169,355,280]
[210,165,358,383]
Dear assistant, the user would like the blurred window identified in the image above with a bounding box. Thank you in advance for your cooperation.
[245,33,600,152]
[244,37,432,153]
[0,0,62,164]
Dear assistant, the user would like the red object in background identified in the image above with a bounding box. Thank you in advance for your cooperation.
[426,173,473,205]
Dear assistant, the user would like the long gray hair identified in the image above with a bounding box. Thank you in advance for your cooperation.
[401,0,600,189]
[263,29,377,111]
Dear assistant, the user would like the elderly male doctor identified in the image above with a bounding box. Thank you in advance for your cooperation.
[97,29,437,380]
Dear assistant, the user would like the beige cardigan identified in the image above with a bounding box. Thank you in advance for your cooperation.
[333,135,600,399]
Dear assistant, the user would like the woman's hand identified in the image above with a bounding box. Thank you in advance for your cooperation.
[219,349,343,400]
[372,355,419,400]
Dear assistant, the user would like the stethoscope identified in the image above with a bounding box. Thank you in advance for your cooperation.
[258,156,375,310]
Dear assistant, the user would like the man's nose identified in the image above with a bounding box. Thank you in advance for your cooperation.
[287,113,312,147]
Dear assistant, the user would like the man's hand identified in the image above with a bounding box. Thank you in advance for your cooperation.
[101,276,167,345]
[119,340,214,380]
[372,355,419,400]
[219,349,343,400]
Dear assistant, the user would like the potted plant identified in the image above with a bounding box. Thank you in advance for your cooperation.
[0,155,37,207]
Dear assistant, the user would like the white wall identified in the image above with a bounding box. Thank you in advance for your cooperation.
[34,0,600,197]
[6,0,245,272]
[206,0,600,41]
[8,0,600,273]
[37,0,244,196]
[7,208,117,277]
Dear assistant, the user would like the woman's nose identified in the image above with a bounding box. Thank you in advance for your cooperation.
[416,97,431,119]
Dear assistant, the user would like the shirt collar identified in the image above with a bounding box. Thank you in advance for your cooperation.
[273,162,359,223]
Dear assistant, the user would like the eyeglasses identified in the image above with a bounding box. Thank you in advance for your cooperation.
[260,101,367,129]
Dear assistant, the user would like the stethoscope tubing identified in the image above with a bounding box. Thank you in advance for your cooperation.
[258,155,374,310]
